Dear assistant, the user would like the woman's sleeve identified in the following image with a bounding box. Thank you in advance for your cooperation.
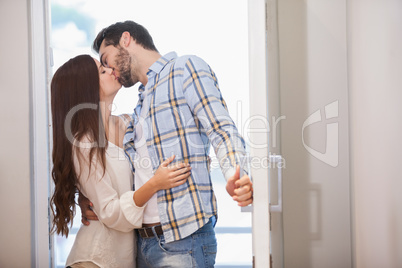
[73,144,144,232]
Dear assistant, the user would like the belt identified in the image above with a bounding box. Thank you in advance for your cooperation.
[137,225,163,238]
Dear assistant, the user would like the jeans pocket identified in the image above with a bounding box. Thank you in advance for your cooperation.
[202,242,217,268]
[158,236,192,254]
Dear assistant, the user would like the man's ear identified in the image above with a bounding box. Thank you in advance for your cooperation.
[120,31,131,47]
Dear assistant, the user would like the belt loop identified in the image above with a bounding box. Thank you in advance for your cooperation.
[151,225,160,241]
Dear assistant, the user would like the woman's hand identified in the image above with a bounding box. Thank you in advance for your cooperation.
[151,155,191,190]
[133,155,191,207]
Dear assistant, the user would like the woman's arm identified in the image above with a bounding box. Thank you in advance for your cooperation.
[133,155,191,207]
[74,144,141,232]
[115,114,191,206]
[76,148,191,227]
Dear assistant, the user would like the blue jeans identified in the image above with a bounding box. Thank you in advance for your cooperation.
[136,220,217,268]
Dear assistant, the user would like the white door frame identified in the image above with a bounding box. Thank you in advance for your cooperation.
[30,0,271,267]
[248,0,271,267]
[29,0,52,267]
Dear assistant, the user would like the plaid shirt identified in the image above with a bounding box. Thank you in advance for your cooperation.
[123,52,246,243]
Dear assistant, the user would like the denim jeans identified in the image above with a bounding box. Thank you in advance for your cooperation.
[136,220,217,268]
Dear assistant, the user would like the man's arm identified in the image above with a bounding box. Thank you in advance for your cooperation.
[181,56,253,206]
[78,191,98,225]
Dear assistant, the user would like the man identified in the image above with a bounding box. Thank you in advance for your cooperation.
[80,20,253,267]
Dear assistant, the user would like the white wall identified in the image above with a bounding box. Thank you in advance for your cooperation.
[0,0,32,267]
[348,0,402,267]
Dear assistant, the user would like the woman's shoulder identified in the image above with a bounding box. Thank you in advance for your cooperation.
[109,114,132,147]
[116,114,132,123]
[111,114,132,130]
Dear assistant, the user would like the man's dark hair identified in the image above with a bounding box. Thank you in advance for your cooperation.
[92,20,158,53]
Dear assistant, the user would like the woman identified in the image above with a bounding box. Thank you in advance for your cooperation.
[50,54,191,268]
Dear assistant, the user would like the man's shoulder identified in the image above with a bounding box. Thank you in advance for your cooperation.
[173,54,207,68]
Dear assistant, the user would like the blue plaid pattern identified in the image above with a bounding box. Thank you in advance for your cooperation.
[123,52,246,243]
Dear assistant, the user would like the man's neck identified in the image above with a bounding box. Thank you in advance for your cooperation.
[137,50,162,85]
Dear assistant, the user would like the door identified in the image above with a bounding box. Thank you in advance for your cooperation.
[271,0,353,267]
[48,0,260,267]
[248,1,353,267]
[247,1,286,267]
[247,0,272,267]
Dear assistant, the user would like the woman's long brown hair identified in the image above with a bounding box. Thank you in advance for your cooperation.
[50,55,107,237]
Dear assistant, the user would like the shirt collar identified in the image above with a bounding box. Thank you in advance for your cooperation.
[138,52,177,96]
[147,51,178,76]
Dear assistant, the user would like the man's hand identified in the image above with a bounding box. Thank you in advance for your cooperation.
[78,191,98,225]
[226,166,253,207]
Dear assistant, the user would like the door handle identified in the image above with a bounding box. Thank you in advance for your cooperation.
[241,154,283,213]
[269,155,283,213]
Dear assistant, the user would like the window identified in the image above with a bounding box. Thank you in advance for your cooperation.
[50,0,251,267]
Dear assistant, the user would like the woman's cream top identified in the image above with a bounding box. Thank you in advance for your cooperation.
[66,139,143,268]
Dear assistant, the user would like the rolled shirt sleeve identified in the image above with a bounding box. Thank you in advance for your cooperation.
[181,56,247,180]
